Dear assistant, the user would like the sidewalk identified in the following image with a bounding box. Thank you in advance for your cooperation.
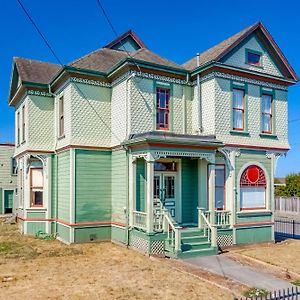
[183,255,294,291]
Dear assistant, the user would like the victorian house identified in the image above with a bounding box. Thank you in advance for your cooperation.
[8,22,297,257]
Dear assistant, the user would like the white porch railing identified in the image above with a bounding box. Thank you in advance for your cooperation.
[215,210,231,227]
[132,211,147,230]
[198,208,215,246]
[162,208,182,252]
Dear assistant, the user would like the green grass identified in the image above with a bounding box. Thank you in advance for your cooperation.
[291,279,300,286]
[243,287,269,297]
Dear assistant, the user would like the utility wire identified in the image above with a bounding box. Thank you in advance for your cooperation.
[17,0,122,143]
[289,118,300,124]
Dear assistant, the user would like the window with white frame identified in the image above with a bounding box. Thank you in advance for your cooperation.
[240,165,266,210]
[17,111,20,145]
[262,94,273,133]
[232,88,245,131]
[58,96,64,137]
[30,168,43,207]
[11,158,17,175]
[22,105,25,142]
[215,165,225,210]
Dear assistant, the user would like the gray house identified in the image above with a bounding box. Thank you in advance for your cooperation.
[0,144,17,214]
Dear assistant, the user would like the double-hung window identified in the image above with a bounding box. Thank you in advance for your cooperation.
[58,96,64,137]
[215,165,225,210]
[17,112,20,145]
[22,105,25,142]
[30,168,43,207]
[156,88,170,130]
[11,158,17,175]
[262,94,272,133]
[232,88,245,131]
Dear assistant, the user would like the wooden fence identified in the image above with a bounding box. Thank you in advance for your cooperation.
[275,197,300,214]
[234,286,300,299]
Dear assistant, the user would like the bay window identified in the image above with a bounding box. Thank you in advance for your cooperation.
[240,165,266,210]
[30,168,43,207]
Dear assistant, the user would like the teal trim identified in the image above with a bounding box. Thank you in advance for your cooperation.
[259,133,278,139]
[74,226,111,243]
[230,130,250,136]
[27,222,46,235]
[136,158,146,212]
[230,80,248,132]
[236,211,272,218]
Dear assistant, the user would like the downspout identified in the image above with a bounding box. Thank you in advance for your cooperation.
[49,84,59,236]
[197,53,203,133]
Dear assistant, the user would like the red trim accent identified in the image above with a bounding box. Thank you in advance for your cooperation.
[224,143,289,151]
[17,217,125,228]
[145,143,217,150]
[234,221,274,227]
[240,207,266,211]
[104,30,146,49]
[56,144,111,153]
[156,88,170,130]
[0,143,15,147]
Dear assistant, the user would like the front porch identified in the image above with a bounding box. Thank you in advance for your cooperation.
[125,132,232,258]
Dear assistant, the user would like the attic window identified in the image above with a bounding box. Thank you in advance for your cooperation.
[246,50,261,66]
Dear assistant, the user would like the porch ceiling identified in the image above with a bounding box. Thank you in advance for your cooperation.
[123,131,224,149]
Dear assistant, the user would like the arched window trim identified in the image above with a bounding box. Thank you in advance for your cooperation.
[239,165,267,211]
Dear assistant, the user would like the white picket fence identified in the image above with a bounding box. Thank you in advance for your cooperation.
[275,197,300,214]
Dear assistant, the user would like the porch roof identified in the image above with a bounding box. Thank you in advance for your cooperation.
[123,131,224,149]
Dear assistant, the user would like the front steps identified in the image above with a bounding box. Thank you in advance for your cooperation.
[165,228,218,258]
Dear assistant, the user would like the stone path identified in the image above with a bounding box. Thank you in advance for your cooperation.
[183,255,294,291]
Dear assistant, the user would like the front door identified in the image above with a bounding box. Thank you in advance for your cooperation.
[154,173,179,223]
[4,190,13,214]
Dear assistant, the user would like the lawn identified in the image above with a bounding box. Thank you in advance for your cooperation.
[228,239,300,276]
[0,222,235,300]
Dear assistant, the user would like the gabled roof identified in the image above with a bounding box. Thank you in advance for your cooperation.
[70,47,182,72]
[183,22,298,81]
[14,57,61,84]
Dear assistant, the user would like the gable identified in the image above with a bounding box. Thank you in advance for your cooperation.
[110,35,141,52]
[221,33,284,78]
[9,63,21,101]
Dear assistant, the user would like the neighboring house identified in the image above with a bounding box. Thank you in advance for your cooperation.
[0,144,17,214]
[7,22,298,258]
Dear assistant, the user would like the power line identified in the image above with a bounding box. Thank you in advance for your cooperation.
[289,118,300,124]
[17,0,122,143]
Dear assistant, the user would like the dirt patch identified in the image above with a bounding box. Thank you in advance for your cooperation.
[0,223,239,299]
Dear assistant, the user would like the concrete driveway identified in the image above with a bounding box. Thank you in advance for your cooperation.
[183,255,294,291]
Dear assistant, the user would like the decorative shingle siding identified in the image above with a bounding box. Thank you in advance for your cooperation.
[28,95,54,151]
[111,150,127,223]
[223,34,283,78]
[75,149,111,223]
[201,79,216,135]
[70,83,111,147]
[111,80,127,145]
[215,77,289,148]
[130,78,154,133]
[185,86,193,134]
[172,84,184,133]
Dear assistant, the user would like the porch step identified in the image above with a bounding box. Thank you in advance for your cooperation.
[178,247,218,259]
[180,228,204,237]
[181,241,211,251]
[181,235,208,244]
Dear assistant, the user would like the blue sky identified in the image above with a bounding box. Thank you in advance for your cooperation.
[0,0,299,176]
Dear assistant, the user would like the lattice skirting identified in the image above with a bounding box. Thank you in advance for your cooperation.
[150,240,165,255]
[129,235,165,255]
[130,235,149,253]
[217,234,233,248]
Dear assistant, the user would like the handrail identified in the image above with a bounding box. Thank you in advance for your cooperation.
[198,207,217,247]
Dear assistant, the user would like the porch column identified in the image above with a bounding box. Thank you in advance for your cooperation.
[208,157,217,247]
[128,154,136,227]
[146,154,154,233]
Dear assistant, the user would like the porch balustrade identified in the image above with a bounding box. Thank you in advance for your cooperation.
[132,211,147,230]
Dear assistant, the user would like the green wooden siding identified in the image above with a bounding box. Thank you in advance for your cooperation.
[27,222,46,235]
[75,150,111,223]
[181,158,198,224]
[236,211,272,224]
[57,151,70,221]
[27,211,46,219]
[111,150,127,223]
[235,226,272,244]
[57,223,71,243]
[74,226,111,243]
[51,155,57,219]
[111,226,126,244]
[136,158,145,212]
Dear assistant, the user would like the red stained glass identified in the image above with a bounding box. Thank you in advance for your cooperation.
[240,165,266,187]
